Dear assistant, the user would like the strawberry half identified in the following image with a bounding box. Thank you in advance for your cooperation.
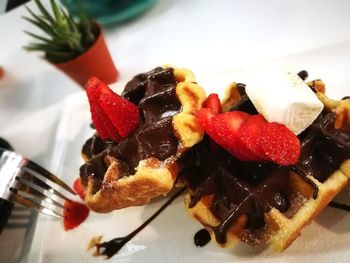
[203,93,222,114]
[212,111,260,161]
[63,200,89,231]
[196,108,224,145]
[85,77,139,141]
[259,122,301,165]
[73,178,86,200]
[86,84,110,140]
[238,114,269,160]
[99,93,140,138]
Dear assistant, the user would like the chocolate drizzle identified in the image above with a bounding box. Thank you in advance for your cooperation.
[227,83,258,114]
[194,229,211,247]
[93,187,186,258]
[80,67,182,189]
[294,112,350,183]
[328,201,350,212]
[297,70,308,81]
[82,134,115,160]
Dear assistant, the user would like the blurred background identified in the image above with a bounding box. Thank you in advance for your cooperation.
[1,0,350,262]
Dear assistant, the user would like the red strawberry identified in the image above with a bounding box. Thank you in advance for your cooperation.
[238,114,269,160]
[99,93,139,138]
[85,76,114,96]
[85,77,139,141]
[86,85,110,139]
[212,111,260,161]
[63,200,89,231]
[196,108,224,145]
[86,77,121,141]
[73,178,86,200]
[203,93,222,114]
[259,122,301,165]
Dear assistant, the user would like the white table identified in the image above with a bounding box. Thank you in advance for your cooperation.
[0,0,350,262]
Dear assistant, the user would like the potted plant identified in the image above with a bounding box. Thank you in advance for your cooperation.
[23,0,118,86]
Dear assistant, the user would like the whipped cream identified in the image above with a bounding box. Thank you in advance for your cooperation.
[245,67,324,135]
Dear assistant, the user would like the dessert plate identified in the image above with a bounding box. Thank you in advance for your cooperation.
[28,51,350,263]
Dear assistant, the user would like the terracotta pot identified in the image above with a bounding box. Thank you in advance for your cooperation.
[54,25,118,87]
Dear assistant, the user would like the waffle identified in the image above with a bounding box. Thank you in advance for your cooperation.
[80,66,206,213]
[183,81,350,252]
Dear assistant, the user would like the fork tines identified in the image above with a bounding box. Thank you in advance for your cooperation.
[0,148,76,218]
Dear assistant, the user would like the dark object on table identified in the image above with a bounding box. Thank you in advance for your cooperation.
[5,0,30,12]
[0,137,14,234]
[0,137,13,151]
[0,200,14,234]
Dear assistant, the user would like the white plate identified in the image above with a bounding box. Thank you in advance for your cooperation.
[28,52,350,263]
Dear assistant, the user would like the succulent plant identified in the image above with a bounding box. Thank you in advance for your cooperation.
[23,0,99,64]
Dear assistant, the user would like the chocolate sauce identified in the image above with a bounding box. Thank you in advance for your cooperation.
[328,201,350,212]
[80,67,182,189]
[194,229,211,247]
[94,187,186,258]
[82,134,115,160]
[180,138,291,244]
[227,84,258,114]
[294,112,350,183]
[342,96,350,100]
[297,70,308,81]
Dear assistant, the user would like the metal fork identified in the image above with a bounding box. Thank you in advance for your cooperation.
[0,148,76,218]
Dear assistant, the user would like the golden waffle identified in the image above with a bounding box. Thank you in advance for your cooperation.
[80,66,206,213]
[183,81,350,252]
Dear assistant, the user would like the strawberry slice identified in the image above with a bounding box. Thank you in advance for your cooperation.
[259,122,301,165]
[85,76,114,97]
[63,200,89,231]
[238,114,269,160]
[99,93,139,138]
[196,108,224,145]
[73,178,86,200]
[212,111,260,161]
[86,86,110,139]
[85,77,139,141]
[86,78,121,141]
[203,93,222,114]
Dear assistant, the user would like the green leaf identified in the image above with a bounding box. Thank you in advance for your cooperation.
[23,30,52,43]
[62,9,78,33]
[50,0,62,21]
[25,42,69,52]
[22,16,57,38]
[34,0,55,25]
